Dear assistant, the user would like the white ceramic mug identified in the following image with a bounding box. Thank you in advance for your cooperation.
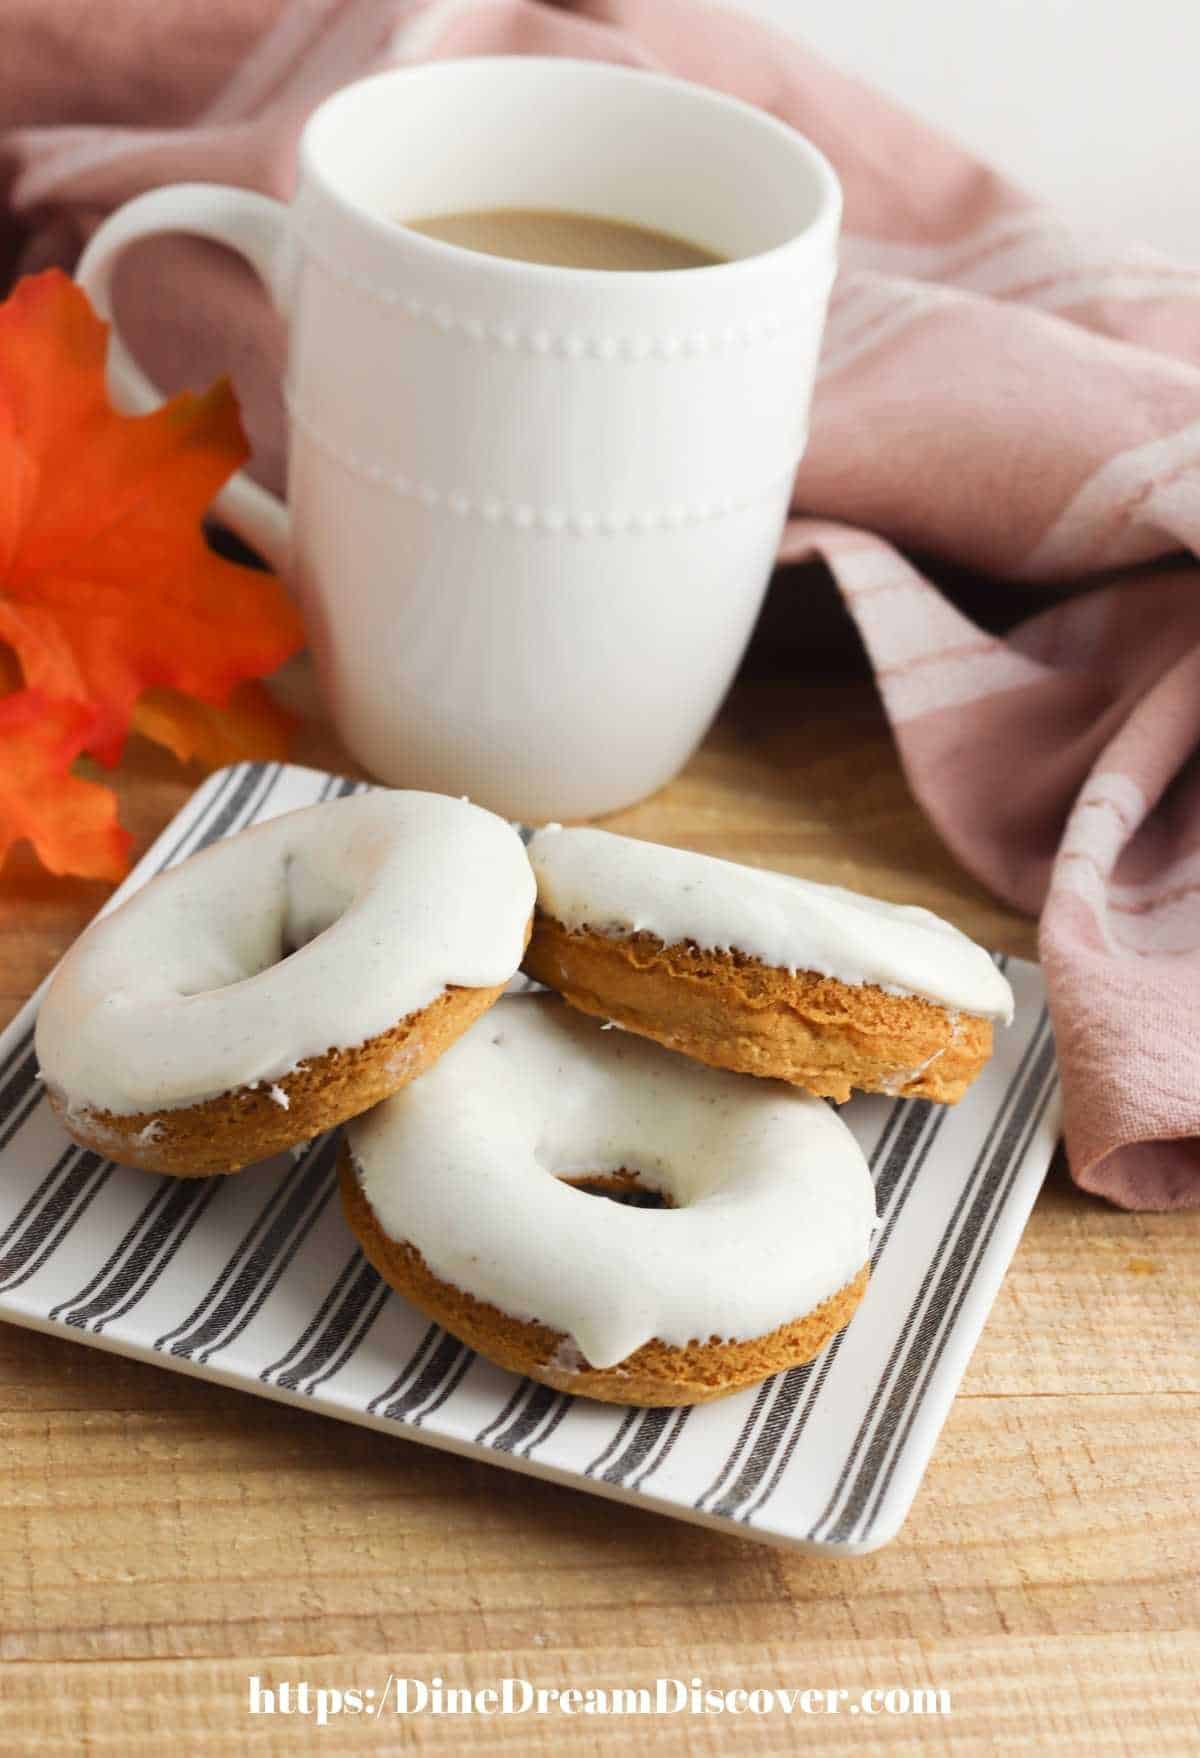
[77,57,840,821]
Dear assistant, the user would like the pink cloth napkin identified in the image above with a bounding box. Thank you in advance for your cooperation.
[5,0,1200,1209]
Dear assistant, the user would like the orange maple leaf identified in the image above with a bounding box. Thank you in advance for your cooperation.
[0,269,306,880]
[132,679,293,770]
[0,688,130,881]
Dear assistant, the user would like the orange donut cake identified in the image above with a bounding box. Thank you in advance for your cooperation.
[35,790,535,1176]
[343,996,877,1406]
[523,828,1013,1104]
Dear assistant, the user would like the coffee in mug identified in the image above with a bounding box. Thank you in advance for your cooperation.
[403,207,723,272]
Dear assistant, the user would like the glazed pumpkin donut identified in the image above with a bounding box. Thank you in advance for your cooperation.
[35,790,535,1176]
[342,995,876,1407]
[522,827,1013,1105]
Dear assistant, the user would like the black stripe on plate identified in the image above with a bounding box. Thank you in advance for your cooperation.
[299,1277,393,1398]
[373,1333,470,1424]
[366,1323,445,1416]
[262,1249,366,1384]
[593,1406,676,1486]
[583,1408,639,1479]
[262,1251,382,1391]
[157,1135,337,1361]
[0,1052,44,1151]
[796,1003,1047,1540]
[855,1058,1060,1541]
[0,1028,34,1095]
[0,1148,110,1289]
[728,966,1028,1531]
[477,1379,537,1449]
[693,1090,945,1517]
[629,1407,691,1492]
[179,1137,344,1367]
[150,1142,320,1353]
[49,1175,223,1329]
[156,760,265,869]
[714,1096,954,1522]
[516,1392,572,1459]
[0,1130,84,1258]
[410,1346,476,1428]
[186,1145,342,1368]
[688,1096,913,1511]
[488,1384,565,1455]
[800,1007,1052,1541]
[845,1036,1059,1545]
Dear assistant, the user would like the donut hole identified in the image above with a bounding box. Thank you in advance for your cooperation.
[176,851,354,997]
[560,1170,674,1210]
[176,916,325,996]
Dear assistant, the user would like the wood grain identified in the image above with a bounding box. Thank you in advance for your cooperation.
[1,668,1197,1756]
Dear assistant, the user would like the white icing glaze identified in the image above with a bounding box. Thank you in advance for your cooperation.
[528,826,1013,1023]
[36,790,535,1115]
[348,995,876,1370]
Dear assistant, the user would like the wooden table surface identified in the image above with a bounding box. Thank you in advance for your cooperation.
[2,666,1197,1756]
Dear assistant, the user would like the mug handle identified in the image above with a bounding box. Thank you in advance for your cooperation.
[75,182,293,575]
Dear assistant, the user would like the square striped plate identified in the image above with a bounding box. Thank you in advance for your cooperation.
[0,763,1061,1553]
